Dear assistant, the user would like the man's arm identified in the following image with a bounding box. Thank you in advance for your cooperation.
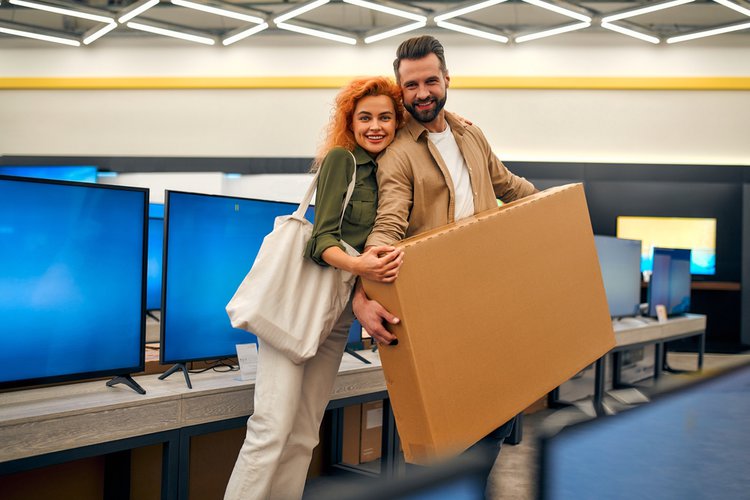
[365,148,413,248]
[352,280,399,345]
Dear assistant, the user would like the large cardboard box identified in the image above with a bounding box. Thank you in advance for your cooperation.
[362,184,615,464]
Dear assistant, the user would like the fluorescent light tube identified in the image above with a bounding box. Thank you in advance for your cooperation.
[126,21,216,45]
[275,21,357,44]
[343,0,426,22]
[434,0,508,22]
[9,0,113,23]
[118,0,159,23]
[601,21,660,44]
[521,0,591,22]
[712,0,750,17]
[364,20,426,44]
[602,0,694,23]
[515,21,591,43]
[274,0,329,24]
[222,22,269,45]
[170,0,265,24]
[667,21,750,43]
[83,21,118,45]
[436,20,509,43]
[0,25,81,46]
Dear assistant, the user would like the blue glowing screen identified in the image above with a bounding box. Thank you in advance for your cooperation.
[0,176,147,386]
[161,192,314,363]
[0,165,98,183]
[147,217,164,311]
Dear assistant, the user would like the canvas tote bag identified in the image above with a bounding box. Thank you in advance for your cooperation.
[226,152,359,364]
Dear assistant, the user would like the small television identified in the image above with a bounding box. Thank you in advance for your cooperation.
[147,204,164,311]
[0,165,98,183]
[616,216,716,276]
[0,175,147,391]
[593,236,642,318]
[160,191,314,366]
[647,248,692,317]
[539,362,750,500]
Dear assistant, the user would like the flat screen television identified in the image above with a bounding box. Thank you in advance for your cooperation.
[539,362,750,500]
[616,216,716,276]
[0,175,148,391]
[647,248,692,317]
[593,235,642,318]
[160,191,314,367]
[0,165,98,183]
[147,204,164,312]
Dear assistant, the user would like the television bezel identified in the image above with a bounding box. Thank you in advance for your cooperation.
[0,174,148,390]
[160,190,308,365]
[647,247,692,317]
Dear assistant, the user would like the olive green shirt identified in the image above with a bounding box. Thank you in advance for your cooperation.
[305,145,378,266]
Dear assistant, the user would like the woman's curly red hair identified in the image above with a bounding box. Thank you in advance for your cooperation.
[313,76,404,170]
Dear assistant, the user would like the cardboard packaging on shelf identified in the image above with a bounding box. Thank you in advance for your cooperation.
[363,183,615,464]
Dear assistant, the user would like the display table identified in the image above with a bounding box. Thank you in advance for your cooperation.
[598,314,706,415]
[0,348,387,499]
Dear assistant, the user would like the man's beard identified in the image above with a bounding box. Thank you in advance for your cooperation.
[405,93,447,124]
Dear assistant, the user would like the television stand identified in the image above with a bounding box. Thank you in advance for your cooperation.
[106,374,146,394]
[344,347,371,364]
[159,363,192,389]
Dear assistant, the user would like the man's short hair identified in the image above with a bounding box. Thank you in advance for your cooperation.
[393,35,448,81]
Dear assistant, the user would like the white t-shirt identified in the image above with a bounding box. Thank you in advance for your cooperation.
[428,124,475,221]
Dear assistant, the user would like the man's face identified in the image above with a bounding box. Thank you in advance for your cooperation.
[398,53,449,125]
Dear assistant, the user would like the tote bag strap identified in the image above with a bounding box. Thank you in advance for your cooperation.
[294,150,358,235]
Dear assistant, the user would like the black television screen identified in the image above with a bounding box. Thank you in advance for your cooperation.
[147,204,164,311]
[647,248,692,317]
[161,191,314,364]
[0,175,147,389]
[540,362,750,500]
[593,235,642,318]
[0,165,98,183]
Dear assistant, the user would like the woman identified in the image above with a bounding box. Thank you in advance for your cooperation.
[224,76,405,500]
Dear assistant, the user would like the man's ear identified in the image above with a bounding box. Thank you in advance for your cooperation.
[444,71,450,88]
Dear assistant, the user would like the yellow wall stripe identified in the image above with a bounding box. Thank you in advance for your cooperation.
[0,76,749,90]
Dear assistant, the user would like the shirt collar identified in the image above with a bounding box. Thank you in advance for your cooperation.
[353,144,377,166]
[404,110,465,142]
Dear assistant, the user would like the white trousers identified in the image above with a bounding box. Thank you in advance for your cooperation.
[224,299,354,500]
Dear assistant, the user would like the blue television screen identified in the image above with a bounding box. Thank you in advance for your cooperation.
[648,248,691,317]
[594,236,642,318]
[0,175,147,388]
[147,217,164,311]
[0,165,98,183]
[161,191,314,364]
[540,363,750,500]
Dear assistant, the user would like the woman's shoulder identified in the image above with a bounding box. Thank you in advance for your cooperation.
[323,146,353,163]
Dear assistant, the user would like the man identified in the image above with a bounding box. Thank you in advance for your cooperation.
[352,34,538,496]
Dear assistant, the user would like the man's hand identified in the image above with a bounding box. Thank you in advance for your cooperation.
[352,281,399,345]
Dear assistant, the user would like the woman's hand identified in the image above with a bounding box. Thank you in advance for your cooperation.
[353,245,403,283]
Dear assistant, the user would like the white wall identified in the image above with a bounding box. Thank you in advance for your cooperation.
[1,33,749,164]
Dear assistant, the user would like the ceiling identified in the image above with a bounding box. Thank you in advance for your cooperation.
[0,0,749,47]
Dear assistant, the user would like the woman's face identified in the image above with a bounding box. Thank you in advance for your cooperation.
[351,94,397,156]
